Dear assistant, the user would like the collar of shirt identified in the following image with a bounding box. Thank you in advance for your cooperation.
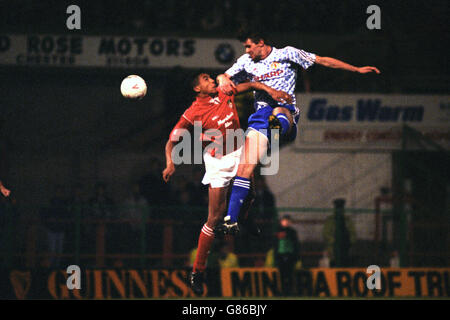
[196,94,220,105]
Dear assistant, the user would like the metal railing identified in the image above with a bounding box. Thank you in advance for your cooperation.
[0,203,448,269]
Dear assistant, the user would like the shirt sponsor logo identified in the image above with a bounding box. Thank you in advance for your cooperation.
[217,112,235,126]
[253,69,283,81]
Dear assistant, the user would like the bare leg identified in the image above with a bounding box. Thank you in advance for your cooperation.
[206,186,228,229]
[272,106,294,134]
[191,185,229,295]
[193,186,228,273]
[236,129,269,178]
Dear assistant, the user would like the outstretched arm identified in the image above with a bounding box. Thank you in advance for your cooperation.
[163,140,177,183]
[162,117,192,183]
[217,74,236,95]
[315,55,380,74]
[235,81,293,104]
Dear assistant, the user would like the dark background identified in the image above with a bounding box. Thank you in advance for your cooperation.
[0,0,448,271]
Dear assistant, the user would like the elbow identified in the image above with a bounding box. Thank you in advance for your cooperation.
[315,56,334,68]
[317,57,331,67]
[165,139,174,150]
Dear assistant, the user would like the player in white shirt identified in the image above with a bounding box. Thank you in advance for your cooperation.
[216,29,380,234]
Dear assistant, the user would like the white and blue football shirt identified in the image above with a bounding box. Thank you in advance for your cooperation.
[225,46,316,113]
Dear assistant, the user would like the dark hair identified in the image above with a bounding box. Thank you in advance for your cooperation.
[192,73,202,89]
[237,27,269,44]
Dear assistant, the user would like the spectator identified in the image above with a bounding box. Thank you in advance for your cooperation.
[188,247,197,268]
[88,182,115,219]
[322,210,356,267]
[119,182,149,253]
[250,173,277,220]
[67,183,87,214]
[139,158,172,208]
[264,247,275,268]
[122,182,149,230]
[88,182,116,256]
[217,240,239,268]
[178,189,192,208]
[187,167,209,208]
[171,175,196,218]
[390,250,400,267]
[274,215,300,296]
[40,185,70,267]
[318,250,331,268]
[67,183,89,254]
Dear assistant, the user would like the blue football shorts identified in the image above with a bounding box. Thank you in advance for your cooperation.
[247,104,300,143]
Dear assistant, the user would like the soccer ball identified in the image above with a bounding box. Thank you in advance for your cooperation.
[120,75,147,99]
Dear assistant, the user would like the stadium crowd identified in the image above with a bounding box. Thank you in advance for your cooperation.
[0,158,279,269]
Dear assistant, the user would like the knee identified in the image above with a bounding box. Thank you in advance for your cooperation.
[272,107,293,124]
[272,107,285,115]
[207,205,226,227]
[238,163,256,178]
[206,215,222,229]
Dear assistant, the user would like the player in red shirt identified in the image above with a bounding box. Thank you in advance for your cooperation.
[162,73,291,295]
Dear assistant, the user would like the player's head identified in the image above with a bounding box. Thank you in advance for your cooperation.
[280,215,293,227]
[237,28,270,61]
[192,73,217,97]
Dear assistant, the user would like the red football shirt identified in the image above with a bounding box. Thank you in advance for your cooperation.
[170,88,241,157]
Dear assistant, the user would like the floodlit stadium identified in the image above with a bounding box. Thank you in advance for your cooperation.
[0,1,448,307]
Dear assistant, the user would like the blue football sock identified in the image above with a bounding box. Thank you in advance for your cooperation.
[225,177,251,223]
[276,113,290,135]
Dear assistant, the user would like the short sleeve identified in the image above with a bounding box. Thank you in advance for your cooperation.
[182,105,196,124]
[285,46,316,70]
[169,115,192,142]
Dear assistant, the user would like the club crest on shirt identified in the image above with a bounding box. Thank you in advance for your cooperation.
[270,62,281,69]
[209,97,220,104]
[227,100,233,109]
